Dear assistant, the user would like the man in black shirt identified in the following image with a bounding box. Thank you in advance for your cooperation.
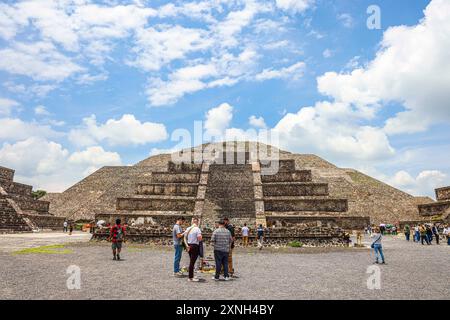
[223,217,235,277]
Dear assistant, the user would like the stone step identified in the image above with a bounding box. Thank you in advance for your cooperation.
[151,172,200,183]
[167,161,202,173]
[261,159,295,172]
[136,183,198,196]
[263,182,329,196]
[117,197,196,211]
[264,211,350,216]
[261,170,312,182]
[264,198,348,212]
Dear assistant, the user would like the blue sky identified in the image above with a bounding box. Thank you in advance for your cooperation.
[0,0,449,196]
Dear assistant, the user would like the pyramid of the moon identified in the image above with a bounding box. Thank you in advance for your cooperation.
[42,141,430,229]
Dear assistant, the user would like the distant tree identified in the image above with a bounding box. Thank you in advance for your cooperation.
[32,190,47,199]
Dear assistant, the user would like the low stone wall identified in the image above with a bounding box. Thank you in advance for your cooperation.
[26,214,66,230]
[92,226,346,247]
[418,201,450,216]
[136,183,198,196]
[151,172,200,183]
[13,197,50,212]
[266,215,370,230]
[7,182,32,196]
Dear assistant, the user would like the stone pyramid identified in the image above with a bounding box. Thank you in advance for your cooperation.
[43,141,428,229]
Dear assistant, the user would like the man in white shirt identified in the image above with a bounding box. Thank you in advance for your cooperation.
[444,225,450,246]
[184,217,203,282]
[241,223,250,247]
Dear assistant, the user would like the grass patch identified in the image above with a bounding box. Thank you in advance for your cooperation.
[12,244,72,255]
[288,240,303,248]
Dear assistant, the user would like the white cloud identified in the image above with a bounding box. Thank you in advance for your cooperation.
[255,62,305,81]
[0,137,122,192]
[387,170,447,197]
[337,13,354,28]
[0,98,19,116]
[275,0,314,14]
[34,105,50,116]
[69,114,168,147]
[0,118,59,141]
[205,103,234,137]
[0,41,84,81]
[272,101,395,162]
[317,0,450,135]
[249,115,267,129]
[130,25,212,72]
[322,49,333,58]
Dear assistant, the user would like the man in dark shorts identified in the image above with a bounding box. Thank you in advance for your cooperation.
[109,218,126,260]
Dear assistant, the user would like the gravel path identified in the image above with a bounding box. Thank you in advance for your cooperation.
[0,234,448,300]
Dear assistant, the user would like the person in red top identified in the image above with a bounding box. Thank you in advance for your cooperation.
[108,218,126,260]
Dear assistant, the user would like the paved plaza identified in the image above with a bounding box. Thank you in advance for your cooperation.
[0,232,448,300]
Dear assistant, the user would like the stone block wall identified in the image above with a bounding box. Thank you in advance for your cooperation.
[436,187,450,201]
[116,198,196,211]
[0,166,14,183]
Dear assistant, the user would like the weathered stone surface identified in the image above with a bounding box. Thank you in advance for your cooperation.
[436,186,450,201]
[43,141,428,236]
[0,166,64,233]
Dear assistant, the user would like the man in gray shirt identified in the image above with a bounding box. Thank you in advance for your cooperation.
[173,217,185,276]
[211,220,233,281]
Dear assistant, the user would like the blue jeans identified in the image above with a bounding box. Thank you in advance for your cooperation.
[214,250,229,279]
[414,231,420,242]
[174,244,183,273]
[373,244,385,263]
[447,237,450,246]
[405,233,410,241]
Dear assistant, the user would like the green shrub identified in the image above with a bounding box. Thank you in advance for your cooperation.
[288,240,303,248]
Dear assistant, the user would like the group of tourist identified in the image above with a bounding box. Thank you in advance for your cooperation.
[403,223,450,245]
[62,220,74,235]
[172,217,267,282]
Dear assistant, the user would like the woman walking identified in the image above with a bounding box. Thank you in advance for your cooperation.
[371,227,385,264]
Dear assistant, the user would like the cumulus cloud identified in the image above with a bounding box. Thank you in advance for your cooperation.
[0,98,19,116]
[0,41,84,82]
[0,137,122,191]
[249,115,267,129]
[34,105,50,116]
[317,0,450,135]
[69,114,168,147]
[204,103,234,138]
[0,117,59,141]
[255,62,305,81]
[387,170,447,197]
[275,0,315,14]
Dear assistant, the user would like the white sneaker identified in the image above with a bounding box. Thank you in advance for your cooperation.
[212,276,220,281]
[224,277,231,281]
[173,271,183,277]
[188,278,200,282]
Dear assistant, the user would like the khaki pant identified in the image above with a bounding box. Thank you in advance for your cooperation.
[228,248,234,275]
[242,236,249,246]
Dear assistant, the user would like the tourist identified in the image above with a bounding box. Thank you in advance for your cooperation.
[371,227,385,264]
[109,218,126,260]
[426,225,433,244]
[63,220,68,233]
[184,217,202,282]
[223,217,235,277]
[257,224,264,250]
[241,223,250,247]
[432,224,440,245]
[403,224,411,241]
[419,224,430,245]
[173,217,186,277]
[211,220,233,281]
[443,225,450,245]
[414,225,420,242]
[68,222,73,235]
